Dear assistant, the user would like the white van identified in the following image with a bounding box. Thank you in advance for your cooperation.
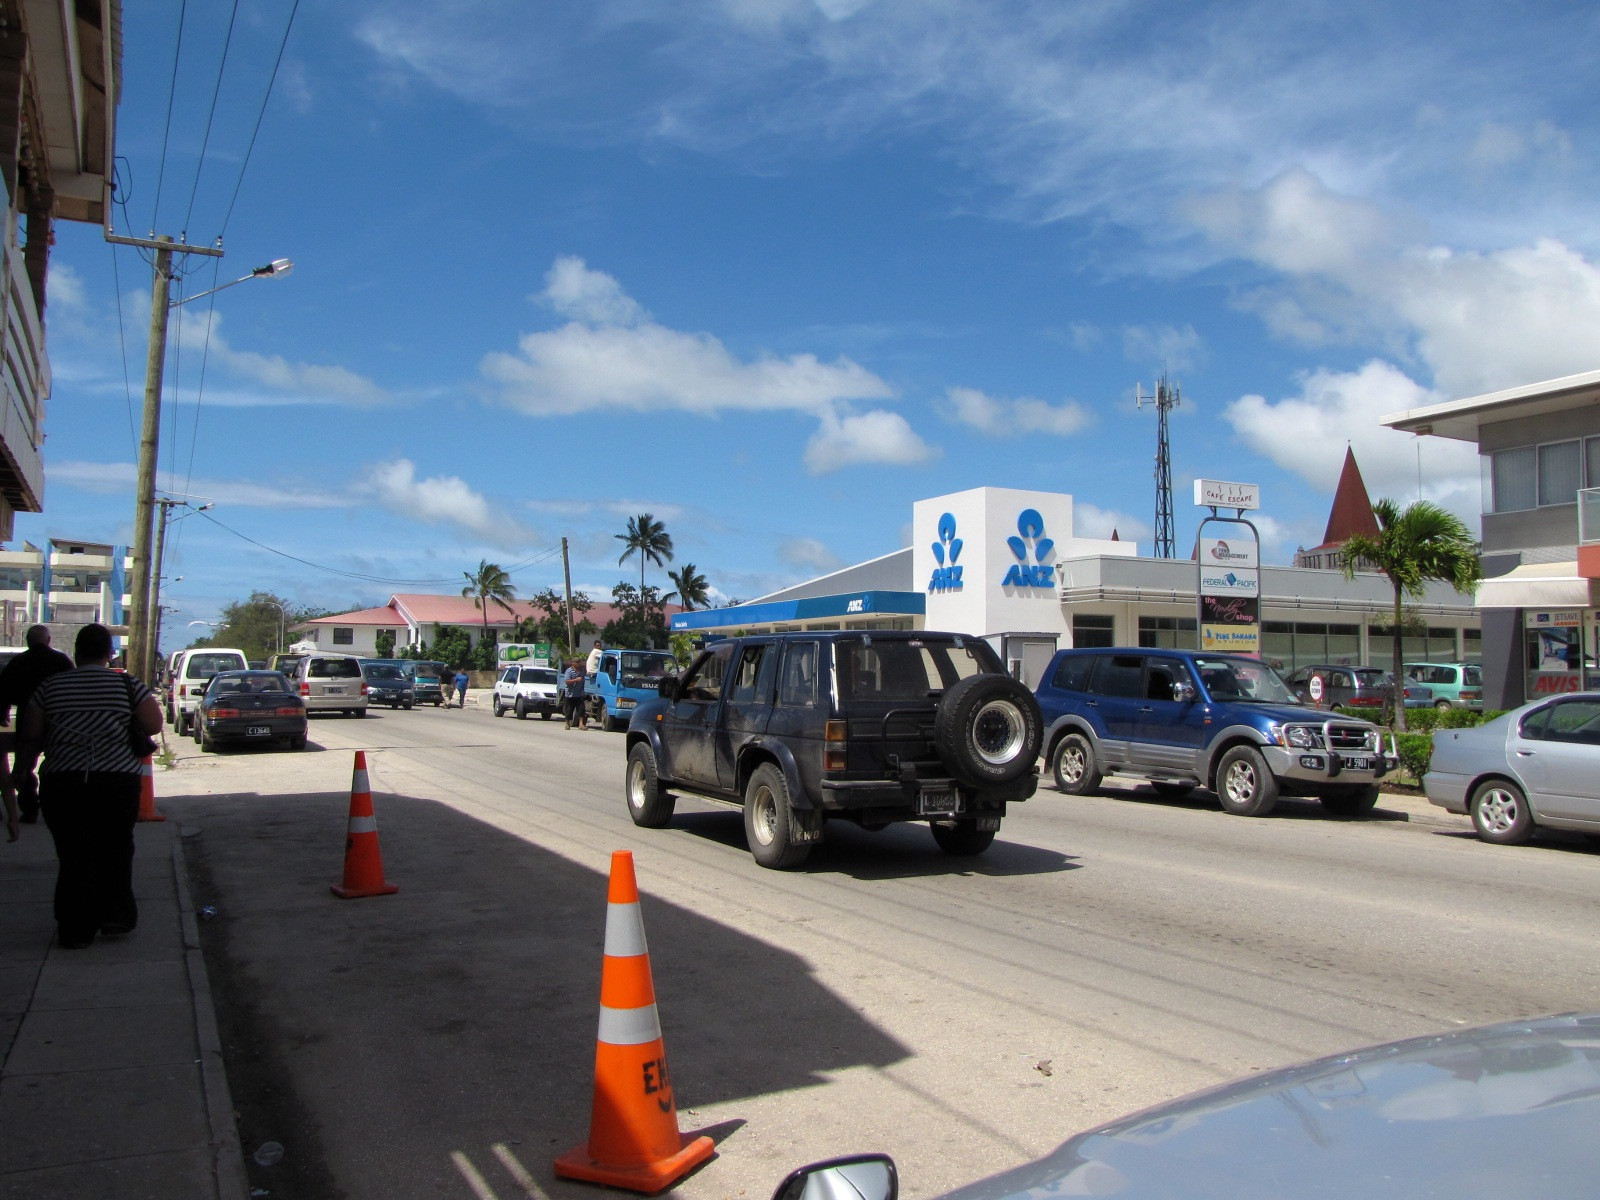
[173,648,250,733]
[285,652,369,717]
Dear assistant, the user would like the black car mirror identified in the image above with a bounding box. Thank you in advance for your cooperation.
[1173,680,1197,704]
[772,1155,896,1200]
[657,676,679,700]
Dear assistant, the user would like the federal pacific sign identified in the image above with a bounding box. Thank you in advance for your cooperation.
[928,512,965,592]
[1002,508,1055,589]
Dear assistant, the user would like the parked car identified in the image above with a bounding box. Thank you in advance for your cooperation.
[361,662,415,709]
[1036,648,1396,817]
[282,652,369,717]
[1424,691,1600,844]
[585,647,679,731]
[625,631,1042,869]
[170,648,250,734]
[492,663,562,719]
[1283,664,1433,709]
[776,1013,1600,1200]
[191,670,307,751]
[1404,660,1484,710]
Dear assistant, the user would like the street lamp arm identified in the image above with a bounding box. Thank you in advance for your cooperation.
[172,259,293,308]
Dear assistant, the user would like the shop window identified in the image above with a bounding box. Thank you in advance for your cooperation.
[1072,613,1114,648]
[1137,616,1196,650]
[1538,440,1581,507]
[1490,446,1536,512]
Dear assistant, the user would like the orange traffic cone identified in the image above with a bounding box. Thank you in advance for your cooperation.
[135,755,166,822]
[330,751,398,899]
[555,851,715,1193]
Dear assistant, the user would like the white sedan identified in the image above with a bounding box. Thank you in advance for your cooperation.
[1424,691,1600,844]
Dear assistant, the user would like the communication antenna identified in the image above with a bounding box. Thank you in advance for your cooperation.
[1137,373,1181,559]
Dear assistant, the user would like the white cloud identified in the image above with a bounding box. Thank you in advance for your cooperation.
[360,459,535,549]
[803,408,936,474]
[942,386,1090,437]
[1222,361,1481,521]
[1072,502,1147,545]
[1120,324,1204,373]
[170,308,392,407]
[778,536,841,572]
[540,255,648,326]
[46,461,348,509]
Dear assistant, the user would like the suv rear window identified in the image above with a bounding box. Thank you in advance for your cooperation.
[309,657,362,679]
[520,668,556,684]
[186,653,244,678]
[835,637,986,702]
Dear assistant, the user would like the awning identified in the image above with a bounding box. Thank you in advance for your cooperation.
[1476,562,1600,609]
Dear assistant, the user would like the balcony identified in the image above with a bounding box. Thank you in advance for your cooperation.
[0,220,45,536]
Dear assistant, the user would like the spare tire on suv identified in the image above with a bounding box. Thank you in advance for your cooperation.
[935,674,1043,787]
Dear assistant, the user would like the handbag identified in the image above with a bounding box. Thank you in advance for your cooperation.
[123,675,158,758]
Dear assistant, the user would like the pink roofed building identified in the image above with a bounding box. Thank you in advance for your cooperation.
[290,593,672,657]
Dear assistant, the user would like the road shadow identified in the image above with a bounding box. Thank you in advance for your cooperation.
[1085,782,1411,823]
[176,790,911,1200]
[671,809,1081,879]
[1431,825,1600,854]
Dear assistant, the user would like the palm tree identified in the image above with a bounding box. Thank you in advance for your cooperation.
[665,563,710,611]
[461,560,518,657]
[1340,498,1481,731]
[615,513,674,593]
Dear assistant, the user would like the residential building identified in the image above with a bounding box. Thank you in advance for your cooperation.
[1383,367,1600,709]
[0,536,130,643]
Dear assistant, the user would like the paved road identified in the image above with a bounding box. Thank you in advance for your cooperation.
[157,700,1600,1200]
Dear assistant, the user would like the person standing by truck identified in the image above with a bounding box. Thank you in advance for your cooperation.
[562,659,587,729]
[585,639,604,677]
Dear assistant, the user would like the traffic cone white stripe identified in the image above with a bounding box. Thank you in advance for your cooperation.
[347,815,378,834]
[352,767,370,791]
[603,903,648,957]
[597,1003,663,1047]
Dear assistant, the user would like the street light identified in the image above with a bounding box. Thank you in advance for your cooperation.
[125,252,294,682]
[262,597,289,653]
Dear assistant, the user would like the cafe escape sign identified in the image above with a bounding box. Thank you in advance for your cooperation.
[1195,480,1262,656]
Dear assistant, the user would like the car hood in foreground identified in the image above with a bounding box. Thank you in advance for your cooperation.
[937,1014,1600,1200]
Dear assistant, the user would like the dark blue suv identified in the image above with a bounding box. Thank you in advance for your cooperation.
[1035,648,1396,817]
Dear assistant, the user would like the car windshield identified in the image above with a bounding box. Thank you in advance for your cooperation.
[207,671,291,696]
[187,653,243,679]
[1195,656,1298,703]
[363,665,405,681]
[309,658,362,679]
[520,668,556,684]
[619,653,675,678]
[1463,664,1482,686]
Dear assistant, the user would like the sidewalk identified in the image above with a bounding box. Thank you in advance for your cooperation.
[0,814,247,1199]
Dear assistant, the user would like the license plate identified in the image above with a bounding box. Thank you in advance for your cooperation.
[1340,755,1372,770]
[918,785,960,816]
[246,726,271,736]
[325,687,345,695]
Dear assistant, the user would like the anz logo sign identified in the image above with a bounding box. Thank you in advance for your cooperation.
[1002,508,1055,589]
[927,512,964,592]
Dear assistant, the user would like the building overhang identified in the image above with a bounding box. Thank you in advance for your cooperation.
[1381,368,1600,443]
[1477,562,1600,610]
[671,591,925,631]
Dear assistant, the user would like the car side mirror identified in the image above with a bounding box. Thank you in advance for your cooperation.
[657,676,679,701]
[772,1155,897,1200]
[1173,680,1197,704]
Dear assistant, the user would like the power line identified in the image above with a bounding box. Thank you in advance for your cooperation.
[193,509,558,587]
[151,0,189,233]
[218,0,302,238]
[182,0,242,238]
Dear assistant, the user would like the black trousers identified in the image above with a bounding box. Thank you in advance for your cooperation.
[40,772,141,942]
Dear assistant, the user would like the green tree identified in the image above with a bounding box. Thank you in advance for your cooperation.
[514,587,596,656]
[184,592,322,661]
[603,582,668,649]
[664,563,710,611]
[462,559,517,660]
[430,625,473,671]
[374,629,396,657]
[1341,498,1481,731]
[615,513,674,594]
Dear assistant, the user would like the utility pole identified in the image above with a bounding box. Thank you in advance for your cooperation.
[149,497,211,670]
[106,231,225,680]
[561,536,575,653]
[1137,374,1181,559]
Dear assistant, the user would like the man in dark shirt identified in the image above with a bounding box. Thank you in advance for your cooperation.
[0,625,74,823]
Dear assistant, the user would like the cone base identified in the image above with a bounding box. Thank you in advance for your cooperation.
[136,811,167,823]
[330,881,399,899]
[554,1133,715,1195]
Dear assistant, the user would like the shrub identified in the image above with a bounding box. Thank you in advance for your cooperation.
[1395,732,1433,785]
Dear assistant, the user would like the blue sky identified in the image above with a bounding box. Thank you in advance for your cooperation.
[24,0,1600,637]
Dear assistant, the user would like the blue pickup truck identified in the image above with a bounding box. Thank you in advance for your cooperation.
[586,648,679,731]
[1036,647,1397,818]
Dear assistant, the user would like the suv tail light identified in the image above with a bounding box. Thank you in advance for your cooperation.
[299,682,310,696]
[824,719,847,771]
[360,683,369,696]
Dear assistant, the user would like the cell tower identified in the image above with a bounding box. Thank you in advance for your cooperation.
[1136,373,1181,558]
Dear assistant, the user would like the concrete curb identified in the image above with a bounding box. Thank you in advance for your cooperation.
[171,826,250,1200]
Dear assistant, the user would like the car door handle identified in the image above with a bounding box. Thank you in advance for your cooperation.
[1516,749,1535,757]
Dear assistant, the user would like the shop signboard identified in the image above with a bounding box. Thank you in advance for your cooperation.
[498,642,553,667]
[1196,507,1262,657]
[1193,479,1261,511]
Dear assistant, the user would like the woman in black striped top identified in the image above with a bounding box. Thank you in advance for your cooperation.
[15,623,163,949]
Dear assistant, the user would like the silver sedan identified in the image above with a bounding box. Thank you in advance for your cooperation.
[1424,691,1600,844]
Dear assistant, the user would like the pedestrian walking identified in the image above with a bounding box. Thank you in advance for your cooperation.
[15,623,162,949]
[0,624,73,824]
[562,659,588,729]
[453,668,469,708]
